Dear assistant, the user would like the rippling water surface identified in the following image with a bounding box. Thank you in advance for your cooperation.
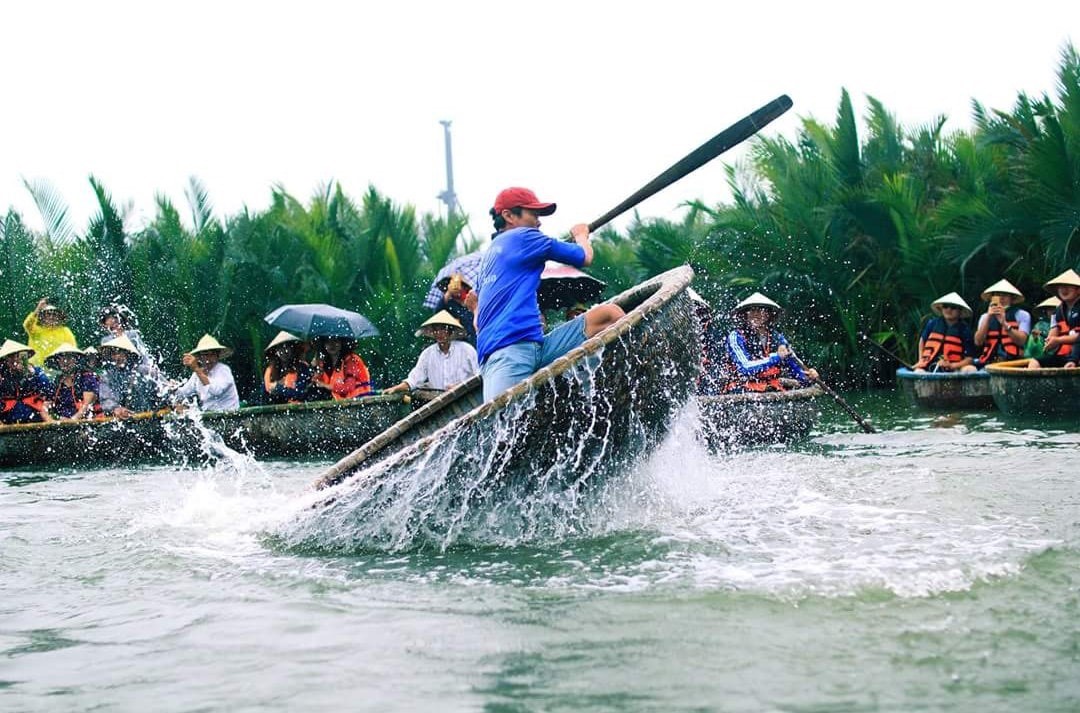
[2,392,1078,712]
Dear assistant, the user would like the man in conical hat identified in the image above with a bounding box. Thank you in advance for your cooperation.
[1029,269,1080,369]
[44,344,100,420]
[914,292,978,372]
[0,339,53,424]
[973,278,1030,367]
[711,292,818,394]
[384,311,479,394]
[98,334,164,418]
[173,334,239,411]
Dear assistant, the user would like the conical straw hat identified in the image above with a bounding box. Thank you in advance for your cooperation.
[264,330,302,354]
[415,310,466,339]
[0,339,35,360]
[731,292,782,316]
[190,334,233,358]
[980,278,1024,303]
[100,334,139,355]
[931,292,973,318]
[44,343,84,367]
[1044,268,1080,290]
[1036,296,1061,310]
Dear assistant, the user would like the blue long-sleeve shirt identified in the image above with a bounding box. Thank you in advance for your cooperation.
[724,329,809,382]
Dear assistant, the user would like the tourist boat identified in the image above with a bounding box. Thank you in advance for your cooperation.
[696,381,823,450]
[0,394,411,469]
[307,266,700,535]
[895,367,995,410]
[985,358,1080,417]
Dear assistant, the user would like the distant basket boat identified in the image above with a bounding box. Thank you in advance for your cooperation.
[985,358,1080,417]
[308,266,699,531]
[0,395,411,469]
[895,367,994,410]
[697,381,823,450]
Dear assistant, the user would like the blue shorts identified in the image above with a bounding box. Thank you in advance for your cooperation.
[481,316,587,402]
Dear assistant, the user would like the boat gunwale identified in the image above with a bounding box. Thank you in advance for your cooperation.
[895,367,990,381]
[985,358,1080,378]
[314,265,696,490]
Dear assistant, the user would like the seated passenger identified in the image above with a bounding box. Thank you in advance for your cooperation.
[23,298,78,367]
[437,273,477,345]
[913,292,978,372]
[1027,269,1080,369]
[384,311,479,394]
[174,335,240,411]
[98,303,158,377]
[715,292,818,394]
[44,344,99,420]
[99,335,165,418]
[0,339,53,424]
[262,331,313,404]
[311,337,374,400]
[974,279,1030,366]
[1024,296,1060,359]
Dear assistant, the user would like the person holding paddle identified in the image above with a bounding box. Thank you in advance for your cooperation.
[714,292,817,393]
[474,187,624,402]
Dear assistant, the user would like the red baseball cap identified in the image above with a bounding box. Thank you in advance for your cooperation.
[492,187,557,216]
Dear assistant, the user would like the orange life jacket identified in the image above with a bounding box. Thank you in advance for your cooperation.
[316,352,373,400]
[1050,303,1080,356]
[978,307,1023,363]
[264,366,306,404]
[920,319,968,365]
[2,383,47,418]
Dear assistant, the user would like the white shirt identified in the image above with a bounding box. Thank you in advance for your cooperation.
[405,341,479,390]
[175,362,240,411]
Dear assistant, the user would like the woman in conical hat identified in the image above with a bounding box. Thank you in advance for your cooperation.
[385,311,479,394]
[914,292,977,372]
[262,331,314,404]
[1029,269,1080,369]
[44,344,100,420]
[974,278,1030,367]
[174,334,239,411]
[0,339,53,424]
[710,292,816,395]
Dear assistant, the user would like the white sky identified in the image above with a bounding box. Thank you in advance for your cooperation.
[2,1,1076,242]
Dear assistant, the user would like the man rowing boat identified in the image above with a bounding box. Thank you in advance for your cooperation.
[473,187,623,402]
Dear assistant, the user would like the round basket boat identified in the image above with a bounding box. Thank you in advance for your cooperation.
[985,358,1080,417]
[895,367,994,410]
[697,382,822,450]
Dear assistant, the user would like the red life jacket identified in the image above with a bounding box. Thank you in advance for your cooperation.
[978,307,1023,363]
[722,330,784,393]
[2,382,47,418]
[920,319,968,365]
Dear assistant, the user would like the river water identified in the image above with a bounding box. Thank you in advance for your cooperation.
[2,392,1077,712]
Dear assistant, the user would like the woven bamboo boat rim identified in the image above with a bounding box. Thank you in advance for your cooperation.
[314,265,695,490]
[896,368,990,381]
[698,384,823,406]
[985,358,1080,378]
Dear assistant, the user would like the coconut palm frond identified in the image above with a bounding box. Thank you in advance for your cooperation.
[22,177,76,246]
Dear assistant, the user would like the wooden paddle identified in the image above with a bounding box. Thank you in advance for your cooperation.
[792,352,877,434]
[583,95,793,234]
[861,332,915,370]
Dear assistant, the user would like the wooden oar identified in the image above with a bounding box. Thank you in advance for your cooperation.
[585,95,793,233]
[792,353,877,434]
[861,333,915,370]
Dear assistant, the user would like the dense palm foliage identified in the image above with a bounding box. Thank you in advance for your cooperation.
[2,45,1076,393]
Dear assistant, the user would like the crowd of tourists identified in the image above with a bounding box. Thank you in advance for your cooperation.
[911,270,1080,372]
[0,293,487,426]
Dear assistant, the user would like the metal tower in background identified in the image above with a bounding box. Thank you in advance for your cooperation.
[437,120,459,216]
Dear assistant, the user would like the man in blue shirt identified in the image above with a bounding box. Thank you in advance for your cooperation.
[474,187,624,402]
